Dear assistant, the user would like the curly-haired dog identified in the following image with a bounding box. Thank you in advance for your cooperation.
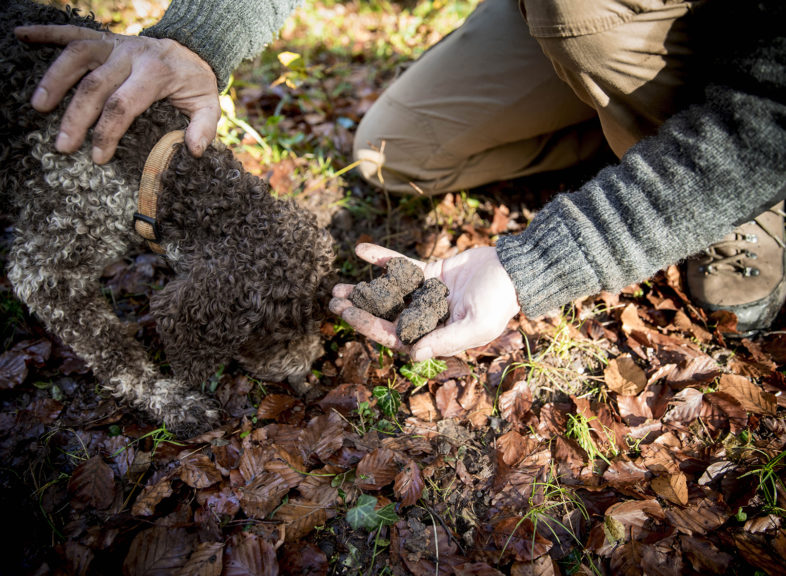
[1,0,335,436]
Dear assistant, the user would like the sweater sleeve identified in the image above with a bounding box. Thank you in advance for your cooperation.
[496,34,786,318]
[141,0,303,90]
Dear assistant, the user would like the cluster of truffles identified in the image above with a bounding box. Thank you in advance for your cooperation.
[349,257,450,344]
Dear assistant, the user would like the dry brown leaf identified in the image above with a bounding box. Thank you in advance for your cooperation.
[180,454,223,489]
[180,541,224,576]
[509,556,559,576]
[223,533,278,576]
[701,391,748,434]
[602,459,651,489]
[196,485,241,517]
[256,394,301,421]
[651,472,688,506]
[498,379,533,427]
[497,430,539,467]
[299,411,346,465]
[620,304,646,334]
[277,493,334,541]
[605,355,647,396]
[0,350,28,389]
[662,387,704,429]
[68,456,116,511]
[435,380,466,419]
[316,382,371,416]
[605,499,665,543]
[665,498,730,535]
[492,517,552,562]
[717,374,777,415]
[680,535,732,574]
[238,445,275,484]
[394,459,424,506]
[455,562,506,576]
[123,526,192,575]
[131,477,173,516]
[409,391,439,422]
[239,468,299,520]
[356,447,398,490]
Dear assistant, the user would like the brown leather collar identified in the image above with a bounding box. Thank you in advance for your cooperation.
[134,130,185,254]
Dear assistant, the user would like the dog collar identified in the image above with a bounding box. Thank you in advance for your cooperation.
[134,130,186,254]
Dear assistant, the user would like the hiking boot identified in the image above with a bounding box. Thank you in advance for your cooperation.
[686,202,786,335]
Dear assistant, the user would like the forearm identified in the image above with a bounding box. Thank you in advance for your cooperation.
[141,0,302,90]
[497,54,786,317]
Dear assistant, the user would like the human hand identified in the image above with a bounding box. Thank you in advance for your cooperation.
[14,25,221,164]
[329,243,521,362]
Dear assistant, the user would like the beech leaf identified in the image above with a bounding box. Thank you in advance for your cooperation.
[605,355,647,396]
[68,456,116,510]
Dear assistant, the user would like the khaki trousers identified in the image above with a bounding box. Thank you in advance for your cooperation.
[353,0,702,195]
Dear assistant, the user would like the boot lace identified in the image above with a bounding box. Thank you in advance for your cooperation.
[698,206,786,277]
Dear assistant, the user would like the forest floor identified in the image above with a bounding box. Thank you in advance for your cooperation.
[1,1,785,575]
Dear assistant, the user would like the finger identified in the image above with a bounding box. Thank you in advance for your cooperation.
[328,296,353,316]
[410,318,496,362]
[15,24,104,45]
[30,37,114,112]
[56,62,131,155]
[90,73,161,163]
[340,306,405,351]
[184,101,221,157]
[355,243,425,270]
[332,284,355,299]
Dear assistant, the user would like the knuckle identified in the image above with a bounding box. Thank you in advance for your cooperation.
[76,72,104,96]
[102,94,129,119]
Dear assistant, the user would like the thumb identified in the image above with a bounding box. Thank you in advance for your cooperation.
[184,103,220,157]
[409,317,497,362]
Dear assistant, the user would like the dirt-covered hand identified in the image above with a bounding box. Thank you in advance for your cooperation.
[329,243,520,361]
[14,24,221,164]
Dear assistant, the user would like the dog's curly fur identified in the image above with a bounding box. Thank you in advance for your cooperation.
[1,0,336,436]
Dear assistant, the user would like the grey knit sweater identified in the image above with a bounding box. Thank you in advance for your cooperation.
[142,0,302,90]
[143,0,786,318]
[497,0,786,317]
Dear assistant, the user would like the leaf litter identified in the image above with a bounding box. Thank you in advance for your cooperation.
[1,0,786,575]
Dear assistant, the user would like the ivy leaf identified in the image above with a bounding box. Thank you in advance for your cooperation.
[346,494,399,531]
[400,359,447,388]
[372,386,401,418]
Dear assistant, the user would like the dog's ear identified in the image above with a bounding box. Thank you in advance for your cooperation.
[150,255,259,389]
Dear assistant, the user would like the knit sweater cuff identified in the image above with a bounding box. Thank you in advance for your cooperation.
[142,0,300,90]
[495,206,602,318]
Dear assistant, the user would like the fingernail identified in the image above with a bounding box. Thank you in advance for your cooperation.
[92,146,105,164]
[55,131,70,151]
[198,138,209,155]
[412,347,432,362]
[31,87,47,109]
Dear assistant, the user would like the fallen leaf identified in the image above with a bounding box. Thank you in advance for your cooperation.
[180,541,224,576]
[132,477,173,516]
[356,448,398,490]
[68,456,116,511]
[394,459,424,507]
[680,535,732,574]
[498,379,534,428]
[651,472,689,506]
[180,454,223,489]
[409,391,439,422]
[605,355,647,396]
[123,526,192,575]
[0,349,27,389]
[492,517,552,562]
[717,374,777,415]
[223,533,278,576]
